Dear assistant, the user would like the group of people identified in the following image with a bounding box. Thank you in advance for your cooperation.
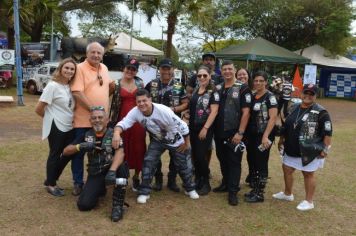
[35,42,333,222]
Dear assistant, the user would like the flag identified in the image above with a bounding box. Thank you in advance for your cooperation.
[292,65,303,97]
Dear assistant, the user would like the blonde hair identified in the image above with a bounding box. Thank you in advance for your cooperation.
[52,58,77,84]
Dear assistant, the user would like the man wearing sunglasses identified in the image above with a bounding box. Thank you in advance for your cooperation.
[70,42,116,196]
[145,58,188,193]
[63,106,129,222]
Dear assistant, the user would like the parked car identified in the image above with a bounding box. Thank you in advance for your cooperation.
[26,61,124,94]
[26,62,58,94]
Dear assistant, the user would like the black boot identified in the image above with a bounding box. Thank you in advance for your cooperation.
[111,186,126,222]
[152,173,163,191]
[167,176,180,192]
[213,179,228,193]
[245,175,266,203]
[197,177,211,196]
[228,191,238,206]
[244,171,257,198]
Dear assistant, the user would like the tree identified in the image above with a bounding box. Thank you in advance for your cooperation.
[137,0,213,58]
[75,4,130,38]
[228,0,354,54]
[177,0,245,52]
[137,36,179,63]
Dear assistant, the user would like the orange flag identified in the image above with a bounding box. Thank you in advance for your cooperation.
[292,65,303,97]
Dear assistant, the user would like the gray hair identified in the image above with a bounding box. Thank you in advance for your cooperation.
[86,42,105,54]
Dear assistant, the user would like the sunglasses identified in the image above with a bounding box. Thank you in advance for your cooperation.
[90,106,105,112]
[97,74,103,86]
[197,74,209,78]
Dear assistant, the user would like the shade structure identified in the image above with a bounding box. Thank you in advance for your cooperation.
[295,44,356,68]
[216,37,310,64]
[110,32,163,56]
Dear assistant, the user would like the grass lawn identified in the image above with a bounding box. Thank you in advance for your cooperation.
[0,88,355,235]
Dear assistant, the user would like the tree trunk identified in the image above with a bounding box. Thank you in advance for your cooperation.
[166,13,177,59]
[7,26,14,49]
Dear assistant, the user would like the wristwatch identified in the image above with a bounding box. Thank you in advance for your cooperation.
[237,131,244,136]
[323,145,331,155]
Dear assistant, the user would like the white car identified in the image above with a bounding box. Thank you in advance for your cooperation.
[26,62,123,94]
[26,62,58,94]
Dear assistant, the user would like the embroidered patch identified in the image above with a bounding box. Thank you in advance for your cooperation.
[302,114,309,121]
[245,94,251,103]
[253,103,261,111]
[270,96,277,105]
[324,121,331,131]
[203,98,209,105]
[85,136,94,142]
[216,84,222,90]
[214,92,220,101]
[232,91,239,98]
[151,82,158,87]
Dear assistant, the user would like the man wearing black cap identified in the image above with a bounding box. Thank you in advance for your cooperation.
[145,58,188,192]
[187,52,223,94]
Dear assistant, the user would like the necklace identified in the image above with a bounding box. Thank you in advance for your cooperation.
[293,106,311,129]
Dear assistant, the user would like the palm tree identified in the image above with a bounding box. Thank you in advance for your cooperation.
[137,0,212,58]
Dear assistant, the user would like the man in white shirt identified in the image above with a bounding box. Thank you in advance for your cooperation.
[112,89,199,203]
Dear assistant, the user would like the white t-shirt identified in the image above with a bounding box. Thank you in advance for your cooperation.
[117,103,189,147]
[39,80,74,140]
[137,64,157,86]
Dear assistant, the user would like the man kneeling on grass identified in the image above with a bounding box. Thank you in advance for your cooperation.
[63,106,128,222]
[112,89,199,204]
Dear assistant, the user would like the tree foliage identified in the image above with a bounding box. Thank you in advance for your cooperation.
[75,4,130,38]
[228,0,355,54]
[136,0,213,58]
[137,36,179,63]
[177,0,245,52]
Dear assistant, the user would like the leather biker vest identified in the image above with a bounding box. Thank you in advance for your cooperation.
[84,128,114,175]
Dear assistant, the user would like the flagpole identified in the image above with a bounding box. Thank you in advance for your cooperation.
[14,0,24,106]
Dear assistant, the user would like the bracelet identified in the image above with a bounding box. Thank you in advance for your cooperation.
[76,144,80,152]
[237,131,244,136]
[203,126,209,129]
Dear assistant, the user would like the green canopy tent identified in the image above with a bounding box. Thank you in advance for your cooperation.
[216,37,310,69]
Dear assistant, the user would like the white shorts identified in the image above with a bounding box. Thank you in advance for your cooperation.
[283,154,325,172]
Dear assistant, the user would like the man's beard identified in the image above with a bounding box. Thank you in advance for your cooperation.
[93,124,104,133]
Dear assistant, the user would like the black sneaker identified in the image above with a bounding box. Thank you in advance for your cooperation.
[72,184,83,196]
[46,186,64,197]
[132,177,140,192]
[228,192,238,206]
[213,182,228,193]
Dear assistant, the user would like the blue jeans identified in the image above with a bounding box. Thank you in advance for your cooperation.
[138,139,195,195]
[71,128,90,186]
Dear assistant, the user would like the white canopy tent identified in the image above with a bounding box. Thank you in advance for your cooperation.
[110,32,163,56]
[295,44,356,68]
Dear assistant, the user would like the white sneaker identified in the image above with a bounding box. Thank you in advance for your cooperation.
[137,195,150,204]
[272,191,294,201]
[185,190,199,199]
[296,200,314,211]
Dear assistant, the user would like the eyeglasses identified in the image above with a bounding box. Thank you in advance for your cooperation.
[97,74,103,86]
[197,74,209,78]
[90,106,105,111]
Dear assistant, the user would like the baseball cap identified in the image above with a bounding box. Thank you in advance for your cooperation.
[202,52,216,60]
[159,58,173,68]
[125,58,139,70]
[303,84,318,95]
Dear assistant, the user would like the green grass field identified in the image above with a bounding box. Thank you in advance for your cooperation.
[0,89,355,235]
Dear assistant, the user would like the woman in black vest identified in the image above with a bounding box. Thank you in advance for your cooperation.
[244,71,278,203]
[189,65,220,195]
[273,84,332,211]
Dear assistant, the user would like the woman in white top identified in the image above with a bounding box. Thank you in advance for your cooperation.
[35,58,77,197]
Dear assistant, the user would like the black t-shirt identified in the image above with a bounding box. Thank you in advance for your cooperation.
[189,90,219,131]
[283,105,332,157]
[248,91,278,132]
[188,73,224,88]
[215,84,252,138]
